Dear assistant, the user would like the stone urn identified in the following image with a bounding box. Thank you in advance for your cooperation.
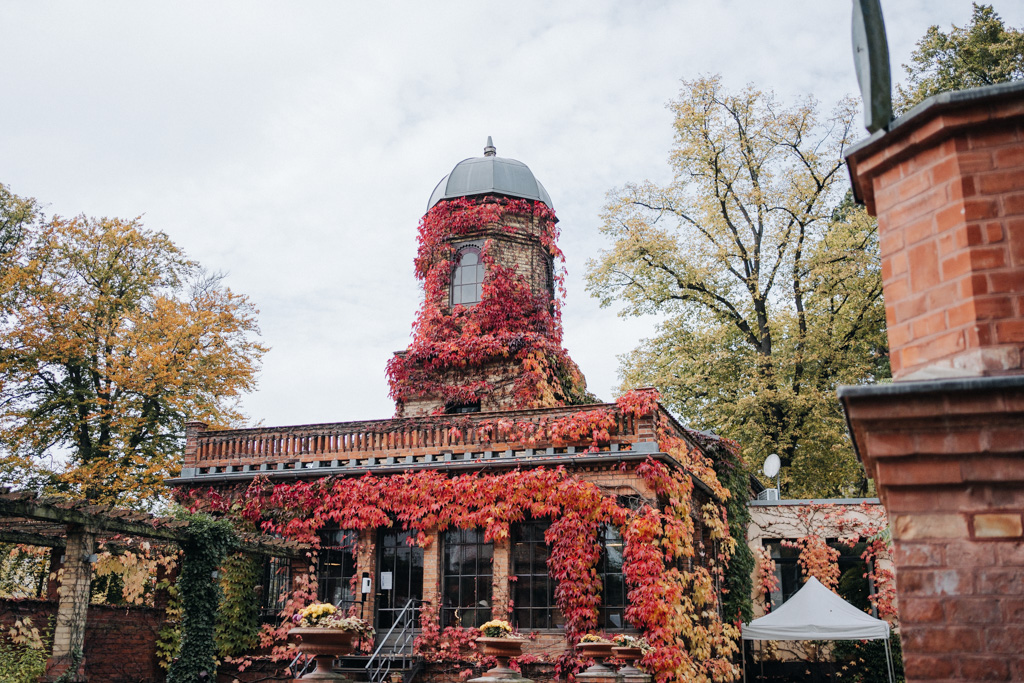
[611,646,646,677]
[290,628,356,681]
[575,641,616,676]
[475,637,525,679]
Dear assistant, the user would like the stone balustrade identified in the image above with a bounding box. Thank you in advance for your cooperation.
[181,403,663,479]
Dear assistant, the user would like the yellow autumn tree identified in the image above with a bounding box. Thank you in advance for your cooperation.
[586,77,888,497]
[0,185,267,508]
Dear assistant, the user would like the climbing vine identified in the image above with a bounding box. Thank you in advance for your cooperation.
[386,197,593,412]
[750,502,896,619]
[167,513,237,683]
[708,437,755,626]
[215,552,261,659]
[177,390,744,682]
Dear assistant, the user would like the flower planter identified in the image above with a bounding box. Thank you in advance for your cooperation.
[575,641,615,676]
[611,646,645,676]
[290,628,356,681]
[476,637,525,679]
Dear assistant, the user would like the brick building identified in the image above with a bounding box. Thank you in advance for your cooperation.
[172,141,741,682]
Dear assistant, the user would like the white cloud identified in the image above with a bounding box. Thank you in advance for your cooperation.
[3,0,1020,425]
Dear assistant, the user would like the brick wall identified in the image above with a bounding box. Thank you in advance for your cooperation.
[841,378,1024,682]
[0,598,167,683]
[399,200,565,417]
[843,81,1024,683]
[847,87,1024,379]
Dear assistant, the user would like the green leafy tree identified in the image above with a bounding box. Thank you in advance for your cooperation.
[586,77,887,497]
[0,186,268,508]
[896,3,1024,113]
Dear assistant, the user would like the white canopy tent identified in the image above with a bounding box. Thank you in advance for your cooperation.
[741,577,894,683]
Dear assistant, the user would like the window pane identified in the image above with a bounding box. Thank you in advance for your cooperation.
[450,246,484,307]
[599,526,629,629]
[443,527,493,628]
[318,527,357,612]
[511,520,561,630]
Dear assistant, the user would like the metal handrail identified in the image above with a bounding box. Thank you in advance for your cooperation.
[366,599,426,683]
[289,650,315,678]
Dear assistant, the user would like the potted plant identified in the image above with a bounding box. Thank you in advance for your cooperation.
[575,633,615,675]
[475,619,524,678]
[611,634,651,675]
[290,602,375,680]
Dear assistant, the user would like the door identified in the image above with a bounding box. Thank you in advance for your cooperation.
[375,527,424,632]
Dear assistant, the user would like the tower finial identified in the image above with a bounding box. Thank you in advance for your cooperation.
[483,136,496,157]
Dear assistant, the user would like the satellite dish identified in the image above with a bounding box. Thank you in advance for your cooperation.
[762,453,781,478]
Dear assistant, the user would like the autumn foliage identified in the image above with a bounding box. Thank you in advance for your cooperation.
[179,391,743,683]
[387,197,592,413]
[752,502,896,620]
[0,207,266,507]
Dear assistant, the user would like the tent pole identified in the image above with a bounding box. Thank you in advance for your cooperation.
[742,639,746,683]
[884,638,894,683]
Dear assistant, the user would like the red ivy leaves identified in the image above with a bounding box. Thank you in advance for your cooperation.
[386,197,590,412]
[179,449,740,682]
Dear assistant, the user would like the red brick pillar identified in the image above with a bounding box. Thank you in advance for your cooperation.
[184,420,207,469]
[45,526,95,682]
[842,82,1024,683]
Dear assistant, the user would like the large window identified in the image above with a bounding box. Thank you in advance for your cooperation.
[764,539,872,612]
[598,525,629,629]
[512,520,562,630]
[443,527,493,628]
[260,556,292,623]
[451,245,484,306]
[318,527,358,611]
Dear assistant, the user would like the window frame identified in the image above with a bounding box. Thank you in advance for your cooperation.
[598,524,629,630]
[260,556,292,624]
[511,519,563,630]
[317,526,359,612]
[442,527,493,628]
[450,242,485,307]
[763,538,874,613]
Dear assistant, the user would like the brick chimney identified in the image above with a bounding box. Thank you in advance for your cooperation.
[841,82,1024,682]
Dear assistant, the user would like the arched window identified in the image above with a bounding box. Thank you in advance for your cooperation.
[451,245,484,307]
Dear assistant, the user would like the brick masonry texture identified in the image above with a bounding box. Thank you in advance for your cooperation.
[847,94,1024,380]
[844,85,1024,683]
[0,599,166,683]
[843,380,1024,683]
[399,211,563,417]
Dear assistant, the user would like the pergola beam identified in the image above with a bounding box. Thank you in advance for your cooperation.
[0,529,66,548]
[0,497,187,543]
[0,491,308,559]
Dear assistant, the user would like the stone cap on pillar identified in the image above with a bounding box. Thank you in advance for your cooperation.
[846,80,1024,214]
[844,80,1024,380]
[838,374,1024,486]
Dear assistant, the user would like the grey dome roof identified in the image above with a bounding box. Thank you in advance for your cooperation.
[427,138,554,211]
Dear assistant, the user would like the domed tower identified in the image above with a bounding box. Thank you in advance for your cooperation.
[387,138,593,417]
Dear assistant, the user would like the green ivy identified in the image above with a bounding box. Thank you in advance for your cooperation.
[214,552,261,658]
[712,441,755,625]
[167,513,237,683]
[155,580,182,670]
[0,619,51,683]
[834,631,905,683]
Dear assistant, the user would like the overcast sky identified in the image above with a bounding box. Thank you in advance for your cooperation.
[3,1,1022,428]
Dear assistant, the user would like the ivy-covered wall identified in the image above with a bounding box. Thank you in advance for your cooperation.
[387,197,593,416]
[0,599,166,683]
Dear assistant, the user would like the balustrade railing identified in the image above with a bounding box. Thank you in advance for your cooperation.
[186,403,651,470]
